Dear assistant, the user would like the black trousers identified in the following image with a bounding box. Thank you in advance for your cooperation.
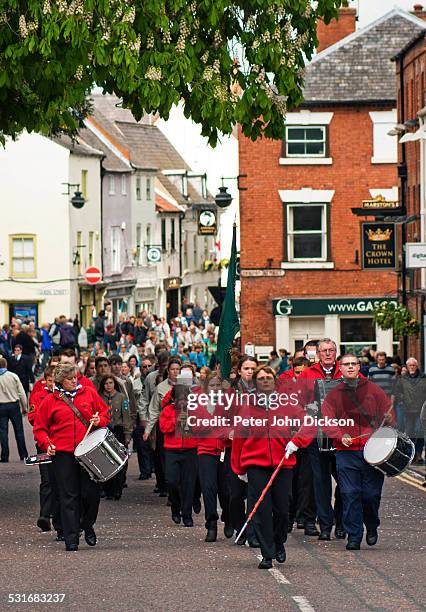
[0,401,28,461]
[247,466,293,560]
[52,452,100,547]
[165,448,198,520]
[198,454,230,529]
[154,424,166,491]
[224,447,255,540]
[133,419,154,478]
[308,442,343,532]
[289,448,316,525]
[104,427,127,499]
[36,444,61,531]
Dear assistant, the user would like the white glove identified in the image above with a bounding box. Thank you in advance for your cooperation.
[237,473,248,482]
[285,441,298,459]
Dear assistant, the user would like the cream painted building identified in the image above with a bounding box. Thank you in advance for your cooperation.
[0,132,103,325]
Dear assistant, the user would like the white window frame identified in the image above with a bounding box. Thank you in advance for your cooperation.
[146,177,152,201]
[285,125,326,158]
[287,203,327,262]
[121,174,127,196]
[369,110,397,164]
[111,226,121,272]
[136,177,141,201]
[10,234,36,278]
[108,175,116,195]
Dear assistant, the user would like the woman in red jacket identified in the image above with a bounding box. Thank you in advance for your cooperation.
[28,365,62,536]
[159,385,198,527]
[193,373,232,542]
[34,363,109,552]
[231,366,312,569]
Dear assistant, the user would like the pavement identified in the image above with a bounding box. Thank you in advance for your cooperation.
[0,423,425,612]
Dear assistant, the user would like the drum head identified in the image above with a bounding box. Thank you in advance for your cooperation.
[75,427,108,456]
[363,427,397,465]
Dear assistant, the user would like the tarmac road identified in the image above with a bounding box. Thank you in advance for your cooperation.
[0,425,425,612]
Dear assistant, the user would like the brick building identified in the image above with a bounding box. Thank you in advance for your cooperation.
[239,8,426,359]
[394,16,426,363]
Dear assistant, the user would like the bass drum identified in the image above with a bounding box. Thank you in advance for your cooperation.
[74,428,129,482]
[363,426,415,477]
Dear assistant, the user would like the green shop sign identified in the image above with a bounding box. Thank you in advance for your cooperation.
[272,298,398,317]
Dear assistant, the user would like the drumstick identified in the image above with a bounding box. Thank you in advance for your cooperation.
[82,412,99,442]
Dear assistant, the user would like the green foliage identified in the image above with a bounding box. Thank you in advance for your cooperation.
[372,301,420,339]
[0,0,343,145]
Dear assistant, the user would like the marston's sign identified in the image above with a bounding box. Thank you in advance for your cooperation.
[361,194,399,210]
[362,222,396,270]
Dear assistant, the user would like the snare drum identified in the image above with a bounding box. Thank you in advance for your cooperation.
[363,426,415,477]
[74,428,129,482]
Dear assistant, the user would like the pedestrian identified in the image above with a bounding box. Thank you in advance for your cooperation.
[94,310,106,343]
[9,344,35,394]
[392,358,426,463]
[39,323,53,371]
[33,363,110,552]
[0,357,28,462]
[368,351,395,397]
[321,354,394,550]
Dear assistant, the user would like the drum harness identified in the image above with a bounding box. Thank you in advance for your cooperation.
[59,391,91,429]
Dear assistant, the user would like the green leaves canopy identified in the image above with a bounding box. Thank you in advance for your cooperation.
[0,0,343,145]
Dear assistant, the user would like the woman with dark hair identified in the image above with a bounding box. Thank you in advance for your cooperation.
[195,373,231,541]
[226,355,259,546]
[98,375,132,500]
[34,363,109,552]
[231,366,311,569]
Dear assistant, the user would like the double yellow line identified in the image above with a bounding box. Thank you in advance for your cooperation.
[396,471,426,492]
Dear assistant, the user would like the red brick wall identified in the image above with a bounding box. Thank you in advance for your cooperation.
[316,8,357,52]
[239,105,398,347]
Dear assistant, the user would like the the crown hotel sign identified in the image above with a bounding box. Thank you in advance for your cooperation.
[362,222,396,270]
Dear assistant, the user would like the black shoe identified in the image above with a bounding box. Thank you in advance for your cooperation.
[183,517,194,527]
[296,520,305,529]
[37,517,51,532]
[159,490,168,498]
[193,499,202,514]
[366,530,378,546]
[275,545,286,563]
[346,541,360,550]
[304,523,320,536]
[56,533,65,542]
[318,530,331,541]
[258,557,273,570]
[224,524,234,539]
[138,474,151,480]
[166,500,172,507]
[84,529,97,547]
[172,514,181,524]
[205,527,217,542]
[248,536,261,548]
[65,544,78,552]
[335,527,347,540]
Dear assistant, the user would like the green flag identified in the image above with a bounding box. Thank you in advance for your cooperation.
[217,224,240,379]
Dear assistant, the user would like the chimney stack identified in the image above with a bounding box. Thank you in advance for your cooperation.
[411,4,426,21]
[316,7,357,53]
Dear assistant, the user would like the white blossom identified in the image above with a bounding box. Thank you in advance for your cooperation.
[145,66,162,80]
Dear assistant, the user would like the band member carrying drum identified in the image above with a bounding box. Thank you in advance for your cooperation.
[34,363,110,552]
[321,354,394,551]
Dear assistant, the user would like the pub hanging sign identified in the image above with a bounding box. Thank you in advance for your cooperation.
[362,222,396,270]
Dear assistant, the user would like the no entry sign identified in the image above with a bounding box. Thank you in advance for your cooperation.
[84,266,102,284]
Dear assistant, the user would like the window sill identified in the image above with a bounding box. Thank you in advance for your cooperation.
[371,157,397,165]
[279,157,332,166]
[281,261,335,269]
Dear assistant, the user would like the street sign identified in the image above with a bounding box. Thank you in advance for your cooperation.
[146,246,162,263]
[84,266,102,284]
[406,243,426,268]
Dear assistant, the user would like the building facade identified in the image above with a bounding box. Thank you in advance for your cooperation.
[239,8,426,358]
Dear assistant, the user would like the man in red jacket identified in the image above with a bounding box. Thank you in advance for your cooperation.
[298,338,345,540]
[321,354,394,550]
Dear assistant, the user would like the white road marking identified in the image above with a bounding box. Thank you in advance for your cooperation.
[292,595,316,612]
[256,554,290,584]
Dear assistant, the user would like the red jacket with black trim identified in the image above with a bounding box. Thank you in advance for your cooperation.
[159,389,198,450]
[321,378,394,450]
[34,386,110,452]
[230,391,313,475]
[28,383,52,426]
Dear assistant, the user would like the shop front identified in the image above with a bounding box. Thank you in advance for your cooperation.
[104,283,136,324]
[273,297,397,356]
